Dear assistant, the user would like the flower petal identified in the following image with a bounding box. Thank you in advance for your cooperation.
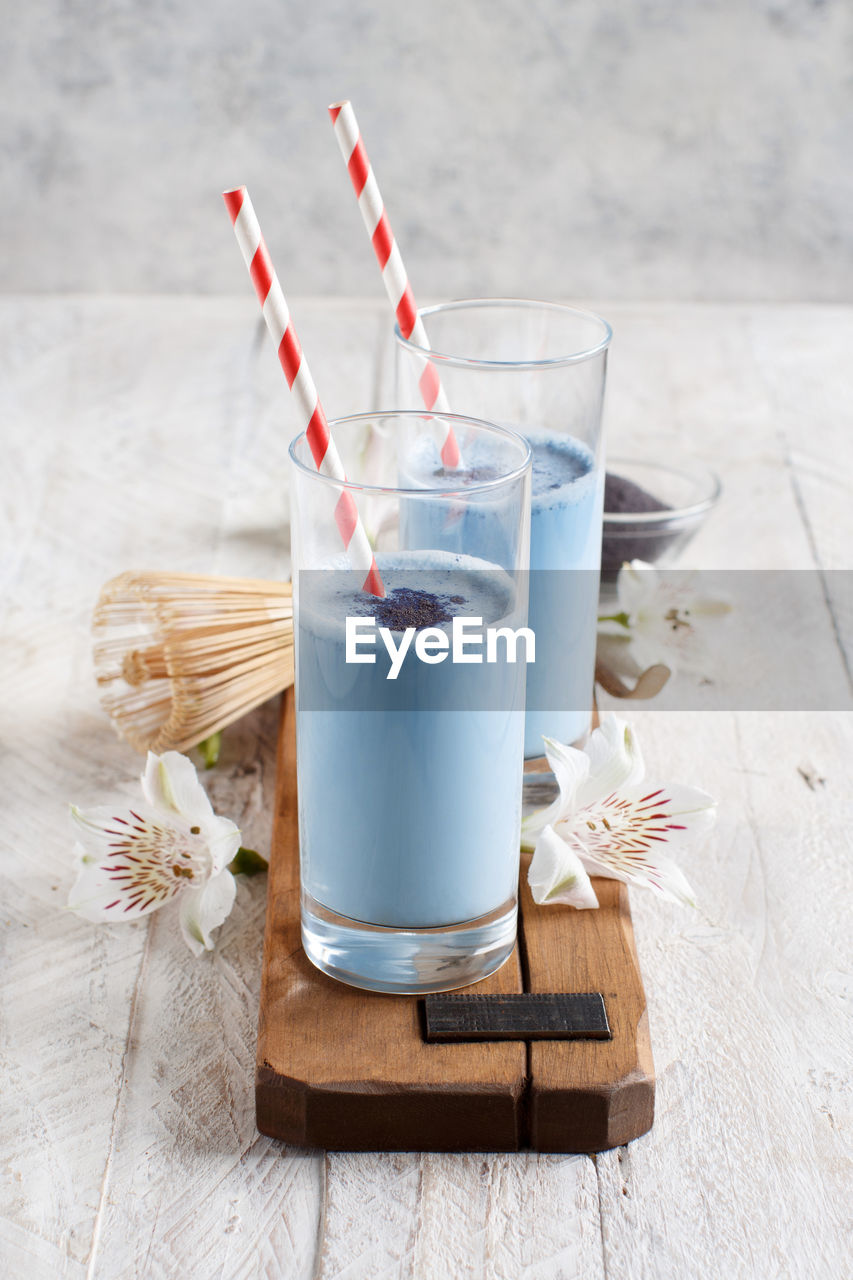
[527,824,599,910]
[576,715,645,809]
[178,870,237,956]
[578,844,697,907]
[521,737,590,843]
[197,814,242,876]
[616,560,659,617]
[67,834,178,922]
[70,803,148,858]
[141,751,214,822]
[542,734,590,803]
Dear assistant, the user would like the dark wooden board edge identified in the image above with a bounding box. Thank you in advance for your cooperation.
[256,1067,523,1153]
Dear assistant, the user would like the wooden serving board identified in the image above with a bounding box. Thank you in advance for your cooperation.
[256,690,654,1152]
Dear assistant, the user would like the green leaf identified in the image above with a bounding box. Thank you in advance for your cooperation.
[228,846,268,877]
[197,732,222,769]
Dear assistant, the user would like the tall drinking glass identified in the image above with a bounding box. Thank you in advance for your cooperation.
[395,300,612,758]
[289,411,531,993]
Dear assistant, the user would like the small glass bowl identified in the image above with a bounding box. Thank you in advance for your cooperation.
[601,457,721,584]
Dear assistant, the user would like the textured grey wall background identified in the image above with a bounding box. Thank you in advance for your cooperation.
[4,0,851,299]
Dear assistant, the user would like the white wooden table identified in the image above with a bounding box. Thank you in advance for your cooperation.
[2,298,850,1280]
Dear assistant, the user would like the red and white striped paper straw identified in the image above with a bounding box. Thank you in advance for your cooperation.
[223,186,384,597]
[328,100,461,470]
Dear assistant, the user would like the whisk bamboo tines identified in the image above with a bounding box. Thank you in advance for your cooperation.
[93,571,294,754]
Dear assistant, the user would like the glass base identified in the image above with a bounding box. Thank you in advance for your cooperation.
[300,891,518,994]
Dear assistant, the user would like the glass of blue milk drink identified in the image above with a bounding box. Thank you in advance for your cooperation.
[289,410,532,993]
[395,300,611,760]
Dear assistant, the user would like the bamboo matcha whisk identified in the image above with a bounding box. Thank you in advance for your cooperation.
[92,572,294,754]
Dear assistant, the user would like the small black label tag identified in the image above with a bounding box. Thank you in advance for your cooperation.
[423,992,611,1042]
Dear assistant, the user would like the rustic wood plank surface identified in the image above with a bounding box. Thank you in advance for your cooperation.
[1,298,850,1279]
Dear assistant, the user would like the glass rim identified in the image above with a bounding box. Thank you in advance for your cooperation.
[603,457,722,524]
[288,410,533,499]
[394,298,613,369]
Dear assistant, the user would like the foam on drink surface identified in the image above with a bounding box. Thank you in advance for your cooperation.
[306,550,518,633]
[526,429,596,500]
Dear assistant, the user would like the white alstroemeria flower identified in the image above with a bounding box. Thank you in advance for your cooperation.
[68,751,240,956]
[523,716,716,907]
[599,560,731,678]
